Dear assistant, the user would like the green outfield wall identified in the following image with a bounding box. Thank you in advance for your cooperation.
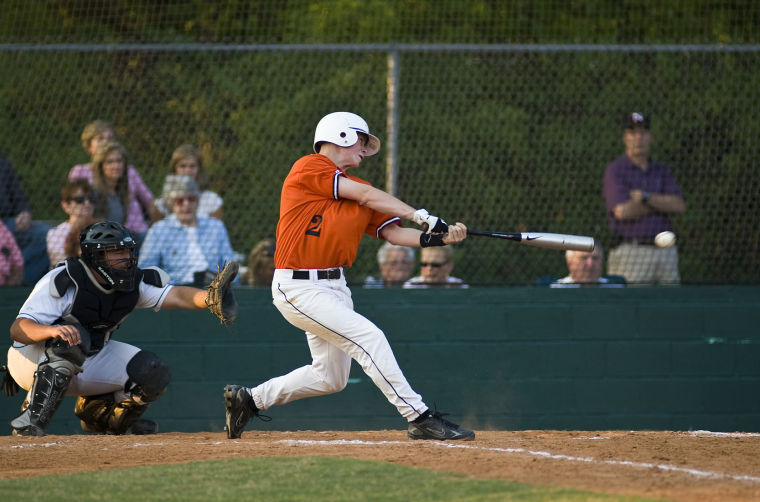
[1,286,759,435]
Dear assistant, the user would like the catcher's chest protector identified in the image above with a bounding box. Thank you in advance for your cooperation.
[53,258,141,352]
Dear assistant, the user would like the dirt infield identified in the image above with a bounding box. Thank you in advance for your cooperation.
[2,429,759,501]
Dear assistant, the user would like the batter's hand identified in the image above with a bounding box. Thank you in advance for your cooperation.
[412,209,448,234]
[50,324,82,347]
[443,222,468,244]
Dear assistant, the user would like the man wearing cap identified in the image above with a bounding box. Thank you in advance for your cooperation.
[138,174,236,286]
[603,112,685,285]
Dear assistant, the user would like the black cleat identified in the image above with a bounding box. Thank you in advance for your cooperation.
[126,419,159,435]
[224,385,261,439]
[408,410,475,441]
[11,424,46,437]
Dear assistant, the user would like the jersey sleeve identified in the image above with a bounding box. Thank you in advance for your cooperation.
[137,281,173,311]
[366,213,402,239]
[16,270,72,325]
[294,156,341,200]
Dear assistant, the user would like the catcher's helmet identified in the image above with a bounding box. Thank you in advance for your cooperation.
[313,112,381,156]
[80,221,139,291]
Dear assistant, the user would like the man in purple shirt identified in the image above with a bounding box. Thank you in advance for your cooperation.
[602,112,685,285]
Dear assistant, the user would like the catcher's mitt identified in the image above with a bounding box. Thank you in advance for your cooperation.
[206,262,239,326]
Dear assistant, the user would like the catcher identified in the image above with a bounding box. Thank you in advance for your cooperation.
[1,221,238,436]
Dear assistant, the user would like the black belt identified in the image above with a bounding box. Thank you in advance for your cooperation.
[292,269,341,280]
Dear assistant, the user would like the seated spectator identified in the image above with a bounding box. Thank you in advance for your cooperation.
[244,238,275,287]
[87,140,154,242]
[155,144,223,220]
[364,242,415,288]
[63,217,97,260]
[403,246,468,289]
[0,152,50,285]
[550,246,625,288]
[69,120,160,233]
[139,175,236,286]
[0,220,23,286]
[46,179,99,268]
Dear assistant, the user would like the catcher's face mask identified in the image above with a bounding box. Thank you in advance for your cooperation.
[91,246,139,291]
[80,221,139,292]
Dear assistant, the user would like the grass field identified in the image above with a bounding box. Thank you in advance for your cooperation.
[0,456,661,502]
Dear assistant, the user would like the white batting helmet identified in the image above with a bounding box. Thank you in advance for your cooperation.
[313,112,381,156]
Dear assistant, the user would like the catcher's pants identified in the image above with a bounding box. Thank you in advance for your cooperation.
[7,340,140,398]
[254,268,427,421]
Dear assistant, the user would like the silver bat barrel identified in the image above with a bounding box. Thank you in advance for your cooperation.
[520,232,595,252]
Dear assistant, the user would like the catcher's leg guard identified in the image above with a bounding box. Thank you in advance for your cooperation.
[75,351,169,435]
[74,394,154,434]
[74,394,113,433]
[10,339,85,436]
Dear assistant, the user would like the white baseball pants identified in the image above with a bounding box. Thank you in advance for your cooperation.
[251,268,427,421]
[7,340,140,398]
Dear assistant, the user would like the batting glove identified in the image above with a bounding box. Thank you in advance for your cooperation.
[412,208,448,234]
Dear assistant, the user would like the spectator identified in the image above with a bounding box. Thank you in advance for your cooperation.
[364,242,415,288]
[244,238,275,287]
[63,218,96,260]
[0,153,50,285]
[603,112,685,285]
[88,140,155,243]
[0,220,23,286]
[46,179,99,268]
[403,246,468,289]
[139,175,236,286]
[69,120,160,234]
[550,245,624,288]
[155,144,223,220]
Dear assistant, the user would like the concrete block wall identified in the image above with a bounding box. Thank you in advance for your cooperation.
[1,286,758,435]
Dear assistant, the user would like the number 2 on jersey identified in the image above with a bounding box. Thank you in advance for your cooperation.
[306,214,322,237]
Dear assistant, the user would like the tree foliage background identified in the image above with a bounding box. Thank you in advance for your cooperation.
[1,1,758,284]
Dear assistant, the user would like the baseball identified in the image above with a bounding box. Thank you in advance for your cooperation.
[654,231,676,248]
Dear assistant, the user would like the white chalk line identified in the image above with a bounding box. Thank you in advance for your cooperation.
[10,441,60,449]
[271,439,760,485]
[687,430,760,438]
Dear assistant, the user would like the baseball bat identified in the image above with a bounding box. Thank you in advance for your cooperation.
[466,229,595,252]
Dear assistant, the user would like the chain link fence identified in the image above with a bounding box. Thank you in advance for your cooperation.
[1,1,758,286]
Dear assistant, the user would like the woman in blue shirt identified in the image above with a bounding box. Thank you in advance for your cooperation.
[139,175,235,286]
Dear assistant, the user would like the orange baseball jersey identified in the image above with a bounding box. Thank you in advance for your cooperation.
[274,154,401,270]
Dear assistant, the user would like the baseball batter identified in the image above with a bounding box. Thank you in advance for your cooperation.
[2,221,236,436]
[224,111,474,441]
